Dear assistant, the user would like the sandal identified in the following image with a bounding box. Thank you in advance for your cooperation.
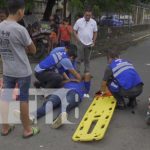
[1,125,15,136]
[23,127,40,139]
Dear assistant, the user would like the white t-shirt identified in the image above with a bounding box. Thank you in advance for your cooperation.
[73,17,98,45]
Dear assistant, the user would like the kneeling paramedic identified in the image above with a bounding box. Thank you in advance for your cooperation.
[34,45,81,88]
[98,49,143,109]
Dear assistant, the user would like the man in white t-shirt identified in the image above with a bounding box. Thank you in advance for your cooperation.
[73,8,98,73]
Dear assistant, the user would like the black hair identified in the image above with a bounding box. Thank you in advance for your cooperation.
[76,12,83,19]
[84,7,92,13]
[0,8,8,15]
[66,44,77,58]
[7,0,25,14]
[106,49,120,59]
[63,18,69,22]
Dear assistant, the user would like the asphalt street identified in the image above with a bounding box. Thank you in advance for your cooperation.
[0,37,150,150]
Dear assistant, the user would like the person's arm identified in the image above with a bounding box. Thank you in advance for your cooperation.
[73,20,80,42]
[68,69,81,82]
[66,25,72,35]
[61,58,81,82]
[26,42,36,54]
[62,72,80,83]
[21,27,36,54]
[62,72,70,80]
[92,32,97,46]
[97,66,113,94]
[73,30,79,42]
[92,21,98,46]
[100,80,107,93]
[57,25,61,42]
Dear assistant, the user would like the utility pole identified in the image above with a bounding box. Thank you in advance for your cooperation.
[63,0,67,18]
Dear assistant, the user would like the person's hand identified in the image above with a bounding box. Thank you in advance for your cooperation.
[95,90,107,97]
[91,41,95,47]
[95,90,102,95]
[65,24,67,28]
[69,78,80,83]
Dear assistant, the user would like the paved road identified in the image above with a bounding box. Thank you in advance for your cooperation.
[0,38,150,150]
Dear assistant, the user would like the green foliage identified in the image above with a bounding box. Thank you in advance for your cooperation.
[140,0,150,3]
[0,0,6,8]
[69,0,143,16]
[0,0,34,11]
[25,0,34,13]
[93,5,100,16]
[70,0,83,12]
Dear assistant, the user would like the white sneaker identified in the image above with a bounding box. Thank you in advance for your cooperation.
[50,112,68,129]
[83,94,90,98]
[13,109,35,124]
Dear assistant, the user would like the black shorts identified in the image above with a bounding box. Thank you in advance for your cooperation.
[35,70,63,88]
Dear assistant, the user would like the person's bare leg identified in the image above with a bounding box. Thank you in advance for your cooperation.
[0,101,10,134]
[83,73,92,95]
[20,102,32,136]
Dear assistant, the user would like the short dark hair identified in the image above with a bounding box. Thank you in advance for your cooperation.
[106,49,120,59]
[7,0,25,14]
[0,8,8,15]
[66,44,77,58]
[84,7,92,13]
[63,18,69,22]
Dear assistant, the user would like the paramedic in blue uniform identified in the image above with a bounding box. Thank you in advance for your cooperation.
[98,49,143,109]
[34,44,81,88]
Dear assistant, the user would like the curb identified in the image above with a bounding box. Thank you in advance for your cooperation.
[132,34,150,42]
[90,31,150,60]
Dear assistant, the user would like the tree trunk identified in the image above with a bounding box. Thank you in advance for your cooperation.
[43,0,56,21]
[63,0,68,18]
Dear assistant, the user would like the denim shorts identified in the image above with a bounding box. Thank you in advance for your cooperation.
[1,75,31,102]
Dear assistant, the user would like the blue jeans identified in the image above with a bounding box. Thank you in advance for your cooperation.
[35,90,81,119]
[1,75,31,102]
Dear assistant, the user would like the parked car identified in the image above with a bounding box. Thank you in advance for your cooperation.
[100,15,123,27]
[120,15,134,26]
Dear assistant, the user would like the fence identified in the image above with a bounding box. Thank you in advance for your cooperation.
[132,4,150,25]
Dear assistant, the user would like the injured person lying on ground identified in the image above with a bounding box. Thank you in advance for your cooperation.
[14,73,92,129]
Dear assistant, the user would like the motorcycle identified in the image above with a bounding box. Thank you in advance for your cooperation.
[30,22,52,59]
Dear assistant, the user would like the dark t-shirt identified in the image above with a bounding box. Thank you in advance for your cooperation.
[103,65,113,81]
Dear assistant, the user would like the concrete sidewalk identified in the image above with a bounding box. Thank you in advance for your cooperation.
[91,29,150,59]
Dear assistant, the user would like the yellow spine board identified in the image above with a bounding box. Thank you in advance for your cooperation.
[72,96,116,142]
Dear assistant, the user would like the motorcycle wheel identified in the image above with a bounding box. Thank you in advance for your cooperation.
[32,41,46,59]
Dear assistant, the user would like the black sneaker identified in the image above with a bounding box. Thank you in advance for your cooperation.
[116,104,126,110]
[116,101,126,110]
[33,81,41,89]
[146,112,150,125]
[127,99,137,108]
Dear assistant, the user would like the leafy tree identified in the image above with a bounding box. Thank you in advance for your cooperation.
[0,0,34,13]
[43,0,56,21]
[68,0,145,15]
[0,0,6,8]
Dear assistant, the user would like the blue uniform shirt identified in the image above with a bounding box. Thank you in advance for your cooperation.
[109,59,143,92]
[64,82,86,99]
[34,47,74,74]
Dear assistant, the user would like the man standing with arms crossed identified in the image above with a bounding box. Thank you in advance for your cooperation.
[73,8,98,73]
